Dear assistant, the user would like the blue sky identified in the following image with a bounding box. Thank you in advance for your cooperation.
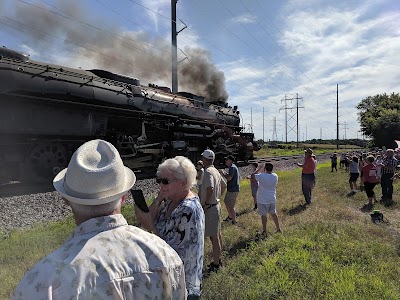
[1,0,399,141]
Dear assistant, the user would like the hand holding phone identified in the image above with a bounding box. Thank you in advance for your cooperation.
[131,189,149,213]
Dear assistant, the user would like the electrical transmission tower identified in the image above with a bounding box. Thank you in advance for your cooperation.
[339,122,349,140]
[280,94,304,147]
[272,116,278,141]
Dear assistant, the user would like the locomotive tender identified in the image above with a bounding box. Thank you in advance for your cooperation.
[0,47,257,182]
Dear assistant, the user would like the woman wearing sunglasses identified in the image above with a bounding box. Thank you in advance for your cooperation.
[135,156,205,300]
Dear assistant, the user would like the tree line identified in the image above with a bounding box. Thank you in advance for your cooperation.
[357,92,400,148]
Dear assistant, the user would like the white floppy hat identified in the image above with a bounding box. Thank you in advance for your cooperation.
[202,149,215,159]
[53,139,136,205]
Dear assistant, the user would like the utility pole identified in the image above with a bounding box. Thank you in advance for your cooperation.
[171,1,187,93]
[171,0,178,93]
[296,93,300,148]
[251,107,253,132]
[263,107,265,142]
[336,84,339,150]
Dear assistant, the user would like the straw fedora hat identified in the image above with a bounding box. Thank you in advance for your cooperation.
[304,148,313,155]
[53,139,136,205]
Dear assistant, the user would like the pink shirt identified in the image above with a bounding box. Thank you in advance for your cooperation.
[302,156,315,174]
[362,164,379,183]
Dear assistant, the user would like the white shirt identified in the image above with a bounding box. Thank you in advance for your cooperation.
[255,172,278,204]
[11,214,187,300]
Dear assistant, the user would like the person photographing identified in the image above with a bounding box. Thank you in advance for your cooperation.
[135,156,205,299]
[296,148,316,205]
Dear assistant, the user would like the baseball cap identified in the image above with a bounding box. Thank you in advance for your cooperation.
[201,149,215,159]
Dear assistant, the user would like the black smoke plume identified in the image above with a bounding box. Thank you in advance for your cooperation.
[3,0,228,102]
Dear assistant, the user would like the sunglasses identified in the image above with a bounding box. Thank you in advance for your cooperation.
[155,178,177,185]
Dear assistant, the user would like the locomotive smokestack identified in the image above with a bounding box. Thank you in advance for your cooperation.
[5,0,229,102]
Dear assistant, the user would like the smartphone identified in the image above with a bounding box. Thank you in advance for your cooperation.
[131,189,149,213]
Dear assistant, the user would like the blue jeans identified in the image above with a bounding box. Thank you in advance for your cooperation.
[302,173,315,204]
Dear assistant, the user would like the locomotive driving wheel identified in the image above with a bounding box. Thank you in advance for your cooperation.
[24,142,69,182]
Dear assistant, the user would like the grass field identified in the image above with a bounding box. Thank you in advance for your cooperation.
[1,161,399,299]
[254,143,362,158]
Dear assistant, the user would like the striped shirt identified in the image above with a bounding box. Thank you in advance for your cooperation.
[381,156,398,174]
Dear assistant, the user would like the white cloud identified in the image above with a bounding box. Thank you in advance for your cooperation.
[253,1,400,140]
[233,13,257,25]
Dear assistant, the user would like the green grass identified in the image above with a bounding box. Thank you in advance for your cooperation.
[254,143,361,158]
[1,162,399,300]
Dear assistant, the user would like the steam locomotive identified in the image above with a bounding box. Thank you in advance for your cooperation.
[0,47,258,182]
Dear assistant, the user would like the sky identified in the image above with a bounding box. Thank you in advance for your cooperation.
[0,0,399,142]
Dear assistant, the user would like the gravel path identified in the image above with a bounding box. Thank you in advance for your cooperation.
[0,155,330,234]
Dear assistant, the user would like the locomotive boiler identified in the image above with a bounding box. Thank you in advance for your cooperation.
[0,47,258,182]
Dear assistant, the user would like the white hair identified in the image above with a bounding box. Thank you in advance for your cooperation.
[157,156,197,190]
[69,198,122,220]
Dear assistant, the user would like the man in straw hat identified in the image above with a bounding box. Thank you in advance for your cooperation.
[11,139,186,300]
[295,148,316,205]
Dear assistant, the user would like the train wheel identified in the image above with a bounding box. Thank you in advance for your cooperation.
[23,143,68,182]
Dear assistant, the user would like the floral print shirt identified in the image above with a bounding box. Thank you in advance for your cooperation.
[11,214,186,300]
[155,195,205,297]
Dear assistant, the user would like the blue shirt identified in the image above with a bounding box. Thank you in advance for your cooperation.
[227,164,240,192]
[155,195,205,296]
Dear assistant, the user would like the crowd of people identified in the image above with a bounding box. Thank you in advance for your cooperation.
[330,148,399,207]
[11,140,281,299]
[11,139,398,299]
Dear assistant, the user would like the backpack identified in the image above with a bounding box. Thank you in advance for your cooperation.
[370,210,384,223]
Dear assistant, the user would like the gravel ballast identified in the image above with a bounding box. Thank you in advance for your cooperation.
[0,155,330,234]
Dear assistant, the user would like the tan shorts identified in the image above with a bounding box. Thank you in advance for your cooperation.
[258,203,277,215]
[204,203,221,237]
[224,191,239,208]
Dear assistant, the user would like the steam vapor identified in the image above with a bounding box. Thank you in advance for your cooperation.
[5,0,229,102]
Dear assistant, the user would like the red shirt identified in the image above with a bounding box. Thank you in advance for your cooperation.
[302,156,315,174]
[362,163,379,183]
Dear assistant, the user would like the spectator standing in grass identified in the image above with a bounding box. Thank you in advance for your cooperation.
[379,148,398,203]
[362,155,380,207]
[135,156,205,299]
[220,155,240,224]
[375,154,383,182]
[330,153,338,172]
[346,155,360,196]
[199,149,227,272]
[359,153,367,192]
[296,148,316,205]
[344,152,350,172]
[312,154,318,177]
[11,139,187,300]
[249,162,259,210]
[196,160,204,198]
[251,163,281,235]
[340,153,346,169]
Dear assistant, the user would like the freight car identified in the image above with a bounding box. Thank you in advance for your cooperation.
[0,47,258,183]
